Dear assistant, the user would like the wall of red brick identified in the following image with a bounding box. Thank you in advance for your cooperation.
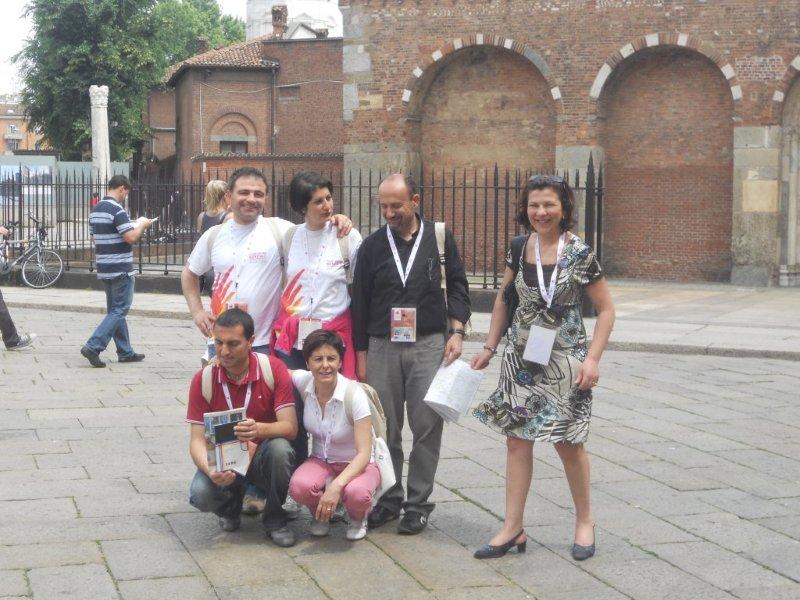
[145,88,176,161]
[599,47,734,281]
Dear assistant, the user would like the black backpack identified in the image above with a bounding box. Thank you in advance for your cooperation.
[502,234,529,332]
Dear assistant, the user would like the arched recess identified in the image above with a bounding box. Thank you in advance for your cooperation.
[209,112,258,150]
[598,45,734,281]
[779,74,800,285]
[402,36,559,271]
[771,54,800,120]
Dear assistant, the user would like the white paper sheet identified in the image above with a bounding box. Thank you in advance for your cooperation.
[424,359,485,422]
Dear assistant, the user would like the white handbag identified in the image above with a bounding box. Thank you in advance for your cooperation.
[372,435,396,500]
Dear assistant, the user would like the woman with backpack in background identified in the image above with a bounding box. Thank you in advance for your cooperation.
[470,175,615,561]
[196,180,231,295]
[287,330,381,541]
[271,171,362,378]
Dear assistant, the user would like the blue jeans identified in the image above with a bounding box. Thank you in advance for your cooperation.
[86,275,135,357]
[189,437,295,530]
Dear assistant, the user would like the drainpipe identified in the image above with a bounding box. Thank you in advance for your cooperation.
[789,132,798,267]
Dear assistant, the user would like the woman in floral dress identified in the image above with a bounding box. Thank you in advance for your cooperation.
[471,175,615,560]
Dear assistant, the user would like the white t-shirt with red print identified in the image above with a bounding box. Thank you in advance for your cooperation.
[281,222,362,322]
[187,216,293,346]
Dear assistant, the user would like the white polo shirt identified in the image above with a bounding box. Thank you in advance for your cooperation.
[188,216,293,347]
[292,370,371,463]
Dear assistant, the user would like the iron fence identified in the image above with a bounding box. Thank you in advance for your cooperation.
[0,159,602,289]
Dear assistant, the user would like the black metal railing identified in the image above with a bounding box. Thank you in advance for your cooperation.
[0,159,603,288]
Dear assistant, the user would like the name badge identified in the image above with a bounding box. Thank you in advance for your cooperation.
[522,325,557,365]
[296,318,322,350]
[390,307,417,343]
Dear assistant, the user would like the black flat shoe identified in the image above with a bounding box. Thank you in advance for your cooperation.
[118,352,145,363]
[571,525,596,561]
[397,510,428,535]
[80,346,106,368]
[367,505,399,530]
[474,530,527,559]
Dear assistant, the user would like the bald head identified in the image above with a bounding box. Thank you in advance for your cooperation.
[379,173,420,237]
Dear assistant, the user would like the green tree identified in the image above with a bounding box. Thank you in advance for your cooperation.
[153,0,245,68]
[14,0,245,161]
[14,0,164,161]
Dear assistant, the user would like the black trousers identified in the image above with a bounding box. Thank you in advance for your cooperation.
[0,289,20,348]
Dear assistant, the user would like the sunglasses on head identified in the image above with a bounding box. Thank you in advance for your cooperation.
[528,175,565,186]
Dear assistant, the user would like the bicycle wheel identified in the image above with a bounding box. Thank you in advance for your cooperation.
[21,248,64,289]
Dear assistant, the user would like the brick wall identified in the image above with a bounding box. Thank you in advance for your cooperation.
[341,0,800,283]
[145,88,175,161]
[600,47,734,281]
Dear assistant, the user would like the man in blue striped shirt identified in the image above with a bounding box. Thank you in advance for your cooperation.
[81,175,155,368]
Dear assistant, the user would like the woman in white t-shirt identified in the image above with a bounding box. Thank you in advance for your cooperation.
[271,172,362,378]
[287,330,380,541]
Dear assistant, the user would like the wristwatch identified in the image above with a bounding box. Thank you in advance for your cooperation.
[448,328,466,338]
[483,344,497,356]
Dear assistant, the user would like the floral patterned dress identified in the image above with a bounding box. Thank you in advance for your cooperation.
[473,233,603,443]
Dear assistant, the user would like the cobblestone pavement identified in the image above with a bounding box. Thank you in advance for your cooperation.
[1,306,799,599]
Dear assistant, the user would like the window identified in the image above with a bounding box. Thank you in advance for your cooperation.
[7,139,20,150]
[220,141,248,154]
[7,124,19,134]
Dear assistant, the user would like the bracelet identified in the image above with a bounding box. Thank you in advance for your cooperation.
[483,344,497,356]
[449,328,466,338]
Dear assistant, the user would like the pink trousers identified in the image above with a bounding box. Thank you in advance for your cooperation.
[288,457,380,520]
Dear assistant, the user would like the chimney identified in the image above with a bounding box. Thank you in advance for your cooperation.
[196,37,210,54]
[271,4,288,39]
[314,28,329,39]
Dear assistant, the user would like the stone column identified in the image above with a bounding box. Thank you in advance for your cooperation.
[89,85,111,191]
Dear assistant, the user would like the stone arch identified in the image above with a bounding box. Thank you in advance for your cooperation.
[588,32,742,118]
[208,111,258,152]
[770,55,800,121]
[402,34,564,116]
[598,43,735,281]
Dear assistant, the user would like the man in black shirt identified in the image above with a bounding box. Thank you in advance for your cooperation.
[352,173,471,534]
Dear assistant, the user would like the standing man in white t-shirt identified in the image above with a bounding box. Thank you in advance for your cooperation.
[181,166,352,514]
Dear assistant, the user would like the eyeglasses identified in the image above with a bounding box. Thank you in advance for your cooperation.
[528,175,565,186]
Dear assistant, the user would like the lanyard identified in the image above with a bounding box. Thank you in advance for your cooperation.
[534,232,566,308]
[220,380,253,413]
[302,225,328,312]
[231,219,261,293]
[386,220,425,288]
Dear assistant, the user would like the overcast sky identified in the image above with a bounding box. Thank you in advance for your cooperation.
[0,0,249,96]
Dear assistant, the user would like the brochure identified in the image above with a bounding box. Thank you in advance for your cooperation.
[204,407,250,476]
[423,359,485,422]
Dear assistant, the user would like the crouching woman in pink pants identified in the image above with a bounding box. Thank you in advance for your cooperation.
[288,330,380,540]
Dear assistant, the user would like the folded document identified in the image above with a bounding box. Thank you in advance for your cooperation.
[424,360,485,423]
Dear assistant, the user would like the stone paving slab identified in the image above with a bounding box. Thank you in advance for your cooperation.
[2,306,800,598]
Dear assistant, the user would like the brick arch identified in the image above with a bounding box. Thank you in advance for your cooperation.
[402,33,564,116]
[770,55,800,121]
[209,111,258,139]
[589,32,742,116]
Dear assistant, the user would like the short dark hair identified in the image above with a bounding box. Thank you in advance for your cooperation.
[381,173,417,198]
[227,167,269,194]
[516,175,577,232]
[214,308,254,340]
[107,175,131,191]
[289,171,334,214]
[301,329,345,363]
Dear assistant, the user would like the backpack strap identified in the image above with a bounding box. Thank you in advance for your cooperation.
[201,353,274,403]
[510,234,528,278]
[338,234,352,284]
[254,352,274,392]
[343,380,356,426]
[205,223,224,258]
[434,222,447,292]
[264,217,287,286]
[201,364,213,404]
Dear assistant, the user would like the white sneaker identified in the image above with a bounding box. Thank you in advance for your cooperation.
[309,518,330,537]
[346,516,368,541]
[283,494,301,520]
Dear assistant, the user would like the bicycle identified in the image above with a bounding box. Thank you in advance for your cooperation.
[0,214,64,289]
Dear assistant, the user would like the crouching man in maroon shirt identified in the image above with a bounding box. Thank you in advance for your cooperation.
[186,308,298,547]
